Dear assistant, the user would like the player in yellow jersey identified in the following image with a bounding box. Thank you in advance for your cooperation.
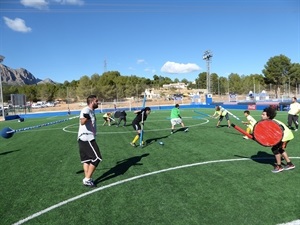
[103,112,113,126]
[242,110,257,139]
[211,105,231,128]
[261,106,295,173]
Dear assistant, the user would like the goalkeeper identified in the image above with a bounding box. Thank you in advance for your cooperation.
[170,104,188,134]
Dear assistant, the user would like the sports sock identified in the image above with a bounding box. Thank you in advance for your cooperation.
[132,135,139,144]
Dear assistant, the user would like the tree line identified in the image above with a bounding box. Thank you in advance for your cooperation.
[2,54,300,103]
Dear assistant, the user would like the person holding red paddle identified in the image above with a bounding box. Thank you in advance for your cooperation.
[261,106,295,173]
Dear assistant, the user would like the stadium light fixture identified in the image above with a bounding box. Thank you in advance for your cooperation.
[0,55,5,120]
[203,50,213,94]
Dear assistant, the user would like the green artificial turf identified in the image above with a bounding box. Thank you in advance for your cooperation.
[0,108,299,225]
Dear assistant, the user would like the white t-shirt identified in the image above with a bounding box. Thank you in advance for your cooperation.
[288,102,300,115]
[246,115,257,127]
[77,106,97,141]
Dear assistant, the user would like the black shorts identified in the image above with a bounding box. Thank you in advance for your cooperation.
[78,139,102,167]
[132,122,141,131]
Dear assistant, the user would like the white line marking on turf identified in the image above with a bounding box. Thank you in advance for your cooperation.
[62,118,210,134]
[13,157,300,225]
[277,221,300,225]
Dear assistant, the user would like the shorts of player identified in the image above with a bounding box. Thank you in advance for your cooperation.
[103,117,111,122]
[132,122,141,131]
[247,125,254,133]
[78,139,102,167]
[271,141,290,154]
[171,118,182,126]
[219,113,229,121]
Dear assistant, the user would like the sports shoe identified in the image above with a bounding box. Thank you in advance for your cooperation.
[243,136,249,140]
[284,164,295,171]
[184,128,189,132]
[271,165,284,173]
[130,142,136,147]
[295,129,298,131]
[83,178,96,187]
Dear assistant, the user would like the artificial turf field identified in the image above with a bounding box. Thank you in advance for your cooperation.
[0,108,300,225]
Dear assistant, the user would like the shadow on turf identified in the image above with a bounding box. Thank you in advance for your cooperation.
[94,153,150,184]
[114,123,132,127]
[172,127,189,134]
[234,151,275,166]
[0,149,21,156]
[217,124,231,128]
[144,134,170,146]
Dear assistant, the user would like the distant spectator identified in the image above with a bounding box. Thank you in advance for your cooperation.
[287,97,300,131]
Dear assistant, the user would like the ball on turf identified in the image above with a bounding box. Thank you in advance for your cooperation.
[159,141,164,145]
[1,127,14,139]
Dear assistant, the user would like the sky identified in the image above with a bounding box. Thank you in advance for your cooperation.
[0,0,299,83]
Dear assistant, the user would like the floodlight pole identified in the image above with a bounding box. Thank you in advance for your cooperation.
[218,77,220,96]
[0,55,5,121]
[203,50,213,94]
[288,77,290,97]
[253,77,255,96]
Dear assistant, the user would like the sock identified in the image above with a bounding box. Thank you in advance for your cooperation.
[132,135,139,144]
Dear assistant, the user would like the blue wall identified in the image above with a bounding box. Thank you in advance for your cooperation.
[7,101,286,120]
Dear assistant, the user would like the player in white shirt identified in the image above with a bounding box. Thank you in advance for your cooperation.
[287,97,300,131]
[77,95,102,187]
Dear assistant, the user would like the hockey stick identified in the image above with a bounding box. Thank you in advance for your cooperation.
[1,116,79,139]
[139,93,147,146]
[220,106,241,121]
[193,110,213,118]
[232,120,283,147]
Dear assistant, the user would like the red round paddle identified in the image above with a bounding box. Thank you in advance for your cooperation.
[232,119,283,147]
[252,120,283,147]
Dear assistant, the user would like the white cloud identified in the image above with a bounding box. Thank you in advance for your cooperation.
[20,0,49,10]
[53,0,84,6]
[3,17,32,33]
[137,59,146,64]
[144,68,156,74]
[20,0,84,9]
[161,61,201,74]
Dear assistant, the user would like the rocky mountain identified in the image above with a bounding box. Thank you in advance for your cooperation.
[0,64,57,85]
[37,78,56,85]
